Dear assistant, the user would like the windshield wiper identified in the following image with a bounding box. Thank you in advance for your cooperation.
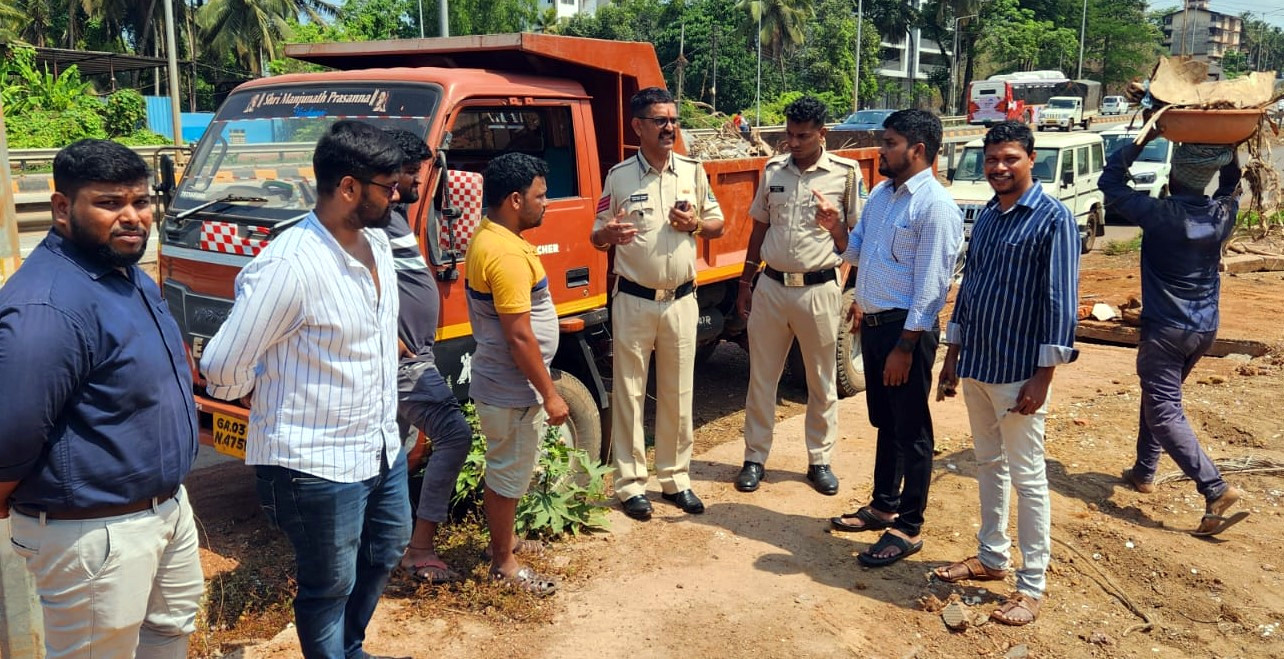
[171,195,270,226]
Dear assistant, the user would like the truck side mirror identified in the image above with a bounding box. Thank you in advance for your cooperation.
[1061,170,1075,187]
[947,166,956,181]
[156,154,177,210]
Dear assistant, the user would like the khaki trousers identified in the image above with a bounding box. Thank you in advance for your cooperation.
[744,275,843,465]
[611,290,698,500]
[8,487,204,659]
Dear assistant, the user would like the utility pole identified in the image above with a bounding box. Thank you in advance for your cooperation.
[711,24,718,113]
[1076,0,1087,79]
[756,4,762,125]
[164,0,183,146]
[949,15,977,117]
[419,0,425,38]
[853,0,863,113]
[440,0,450,38]
[676,24,688,104]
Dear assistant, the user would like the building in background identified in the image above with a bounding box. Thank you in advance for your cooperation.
[875,0,946,109]
[1162,0,1243,76]
[539,0,601,20]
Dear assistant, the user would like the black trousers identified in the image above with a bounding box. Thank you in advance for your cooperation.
[860,314,939,537]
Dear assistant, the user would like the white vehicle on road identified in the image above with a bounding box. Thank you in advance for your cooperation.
[1037,96,1095,131]
[1100,126,1174,202]
[949,131,1107,254]
[1101,96,1129,116]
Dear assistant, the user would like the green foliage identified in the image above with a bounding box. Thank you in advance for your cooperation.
[1101,234,1142,255]
[103,89,146,137]
[677,99,725,129]
[0,45,111,147]
[980,0,1078,74]
[4,107,106,149]
[115,129,174,146]
[452,402,613,539]
[1221,50,1249,79]
[1083,0,1162,91]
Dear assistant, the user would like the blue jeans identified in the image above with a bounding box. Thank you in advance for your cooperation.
[1132,323,1227,503]
[255,452,411,659]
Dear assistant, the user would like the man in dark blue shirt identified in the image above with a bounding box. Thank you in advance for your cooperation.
[1099,132,1247,538]
[935,121,1079,626]
[0,139,203,656]
[382,129,475,584]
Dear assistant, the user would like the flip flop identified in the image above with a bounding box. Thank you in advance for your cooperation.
[830,505,896,533]
[1190,511,1250,537]
[399,556,461,585]
[489,565,557,597]
[858,531,923,567]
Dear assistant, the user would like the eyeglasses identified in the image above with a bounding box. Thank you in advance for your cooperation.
[360,178,399,197]
[638,116,680,128]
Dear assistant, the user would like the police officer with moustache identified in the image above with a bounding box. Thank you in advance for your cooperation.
[735,96,863,496]
[591,87,725,521]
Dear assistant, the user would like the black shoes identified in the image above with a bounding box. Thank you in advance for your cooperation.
[621,494,653,521]
[807,464,839,495]
[661,489,706,514]
[736,461,765,492]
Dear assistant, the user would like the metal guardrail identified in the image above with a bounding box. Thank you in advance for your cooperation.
[684,115,968,139]
[7,143,192,170]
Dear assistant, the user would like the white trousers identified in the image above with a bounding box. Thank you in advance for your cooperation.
[962,378,1052,598]
[9,486,205,658]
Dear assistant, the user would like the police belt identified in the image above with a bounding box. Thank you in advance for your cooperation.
[617,277,695,302]
[763,266,838,287]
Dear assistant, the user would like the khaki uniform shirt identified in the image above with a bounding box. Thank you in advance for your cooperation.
[749,150,863,272]
[594,151,724,290]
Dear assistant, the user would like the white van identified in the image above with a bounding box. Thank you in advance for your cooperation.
[948,131,1107,254]
[1100,126,1173,200]
[1102,96,1129,116]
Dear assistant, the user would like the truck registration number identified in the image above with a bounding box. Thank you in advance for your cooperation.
[212,412,248,460]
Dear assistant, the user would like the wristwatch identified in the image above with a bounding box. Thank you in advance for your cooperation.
[894,338,917,354]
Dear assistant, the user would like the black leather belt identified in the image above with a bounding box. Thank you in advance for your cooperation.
[618,277,695,302]
[862,308,908,327]
[13,488,178,520]
[763,266,838,287]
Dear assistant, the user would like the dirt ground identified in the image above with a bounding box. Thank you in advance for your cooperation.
[183,251,1284,658]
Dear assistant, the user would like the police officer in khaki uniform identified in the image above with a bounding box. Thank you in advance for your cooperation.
[590,87,725,521]
[735,96,862,496]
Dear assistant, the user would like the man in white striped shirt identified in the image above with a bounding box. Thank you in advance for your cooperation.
[201,120,410,658]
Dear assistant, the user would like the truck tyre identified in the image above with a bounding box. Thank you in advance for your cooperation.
[1083,117,1092,131]
[1081,206,1102,254]
[551,369,605,466]
[784,288,866,398]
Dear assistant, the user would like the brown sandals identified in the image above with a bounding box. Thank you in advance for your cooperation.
[990,592,1042,626]
[932,556,1009,583]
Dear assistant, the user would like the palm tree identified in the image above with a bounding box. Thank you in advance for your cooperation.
[0,0,25,44]
[197,0,295,75]
[737,0,814,74]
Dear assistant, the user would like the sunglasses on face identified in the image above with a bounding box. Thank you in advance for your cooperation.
[638,116,680,128]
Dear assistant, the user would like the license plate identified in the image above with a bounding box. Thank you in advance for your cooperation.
[211,412,248,460]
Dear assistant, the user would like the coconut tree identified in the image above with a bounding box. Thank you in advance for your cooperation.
[197,0,296,75]
[737,0,814,75]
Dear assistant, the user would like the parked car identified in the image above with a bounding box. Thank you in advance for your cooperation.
[1102,95,1129,116]
[1100,125,1174,211]
[949,131,1107,254]
[834,108,895,131]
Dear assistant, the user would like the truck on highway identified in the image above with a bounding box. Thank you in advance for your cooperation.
[155,34,887,465]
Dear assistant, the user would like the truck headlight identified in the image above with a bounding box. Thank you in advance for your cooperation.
[1132,172,1156,184]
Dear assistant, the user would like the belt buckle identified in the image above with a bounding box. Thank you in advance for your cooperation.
[783,272,806,287]
[656,288,676,303]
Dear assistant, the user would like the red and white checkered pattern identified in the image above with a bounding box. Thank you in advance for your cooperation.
[438,170,485,256]
[199,221,269,257]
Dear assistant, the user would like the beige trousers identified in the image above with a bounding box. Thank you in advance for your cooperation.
[8,486,205,659]
[744,276,843,466]
[611,291,698,501]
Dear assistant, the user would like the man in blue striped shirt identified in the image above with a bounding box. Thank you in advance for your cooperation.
[834,110,963,568]
[934,121,1080,626]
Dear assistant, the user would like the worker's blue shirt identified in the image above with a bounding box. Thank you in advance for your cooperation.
[0,229,199,511]
[1098,143,1240,333]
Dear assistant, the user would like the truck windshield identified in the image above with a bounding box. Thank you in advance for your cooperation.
[1102,134,1171,163]
[953,147,1059,183]
[172,84,440,214]
[1048,98,1077,109]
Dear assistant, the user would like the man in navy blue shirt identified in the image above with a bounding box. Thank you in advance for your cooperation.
[1099,132,1247,538]
[935,121,1080,626]
[0,139,203,657]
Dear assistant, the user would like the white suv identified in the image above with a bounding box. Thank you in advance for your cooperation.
[1102,96,1129,116]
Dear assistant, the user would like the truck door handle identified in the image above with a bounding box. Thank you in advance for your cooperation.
[566,267,589,289]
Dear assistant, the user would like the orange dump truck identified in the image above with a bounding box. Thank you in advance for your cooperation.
[157,33,886,463]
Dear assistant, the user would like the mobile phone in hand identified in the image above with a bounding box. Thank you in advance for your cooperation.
[675,200,691,212]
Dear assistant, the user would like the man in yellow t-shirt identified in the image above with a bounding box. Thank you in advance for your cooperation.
[465,153,566,596]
